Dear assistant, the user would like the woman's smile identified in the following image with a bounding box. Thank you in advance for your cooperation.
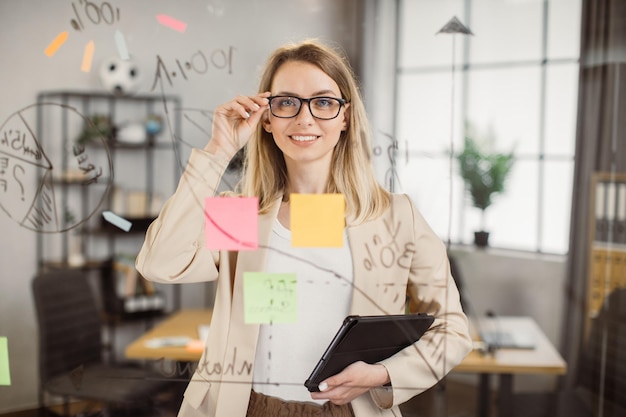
[290,135,319,142]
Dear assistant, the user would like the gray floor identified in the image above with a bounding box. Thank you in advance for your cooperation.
[400,379,494,417]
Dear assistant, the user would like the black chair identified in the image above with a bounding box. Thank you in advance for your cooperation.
[32,269,172,416]
[511,288,626,417]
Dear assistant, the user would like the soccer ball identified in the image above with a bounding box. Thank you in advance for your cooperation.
[98,56,142,96]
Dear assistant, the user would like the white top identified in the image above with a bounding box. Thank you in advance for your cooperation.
[252,219,354,402]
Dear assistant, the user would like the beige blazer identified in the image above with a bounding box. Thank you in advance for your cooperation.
[136,149,472,417]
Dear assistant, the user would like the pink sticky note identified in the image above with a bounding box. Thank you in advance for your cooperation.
[156,14,187,32]
[205,197,258,250]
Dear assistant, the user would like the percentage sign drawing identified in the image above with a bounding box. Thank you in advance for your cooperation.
[70,2,85,31]
[70,0,121,31]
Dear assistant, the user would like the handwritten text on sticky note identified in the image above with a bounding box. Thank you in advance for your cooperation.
[291,194,345,247]
[243,273,297,324]
[205,197,258,250]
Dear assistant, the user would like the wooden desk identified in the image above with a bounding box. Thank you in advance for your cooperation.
[126,311,565,417]
[125,309,212,362]
[454,316,567,417]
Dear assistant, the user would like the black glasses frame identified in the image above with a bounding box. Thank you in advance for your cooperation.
[267,96,347,120]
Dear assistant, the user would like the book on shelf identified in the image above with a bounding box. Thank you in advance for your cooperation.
[113,256,156,297]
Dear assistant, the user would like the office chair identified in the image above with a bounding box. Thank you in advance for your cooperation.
[32,269,172,416]
[511,287,626,417]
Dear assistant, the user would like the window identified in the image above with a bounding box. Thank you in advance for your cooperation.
[394,0,581,254]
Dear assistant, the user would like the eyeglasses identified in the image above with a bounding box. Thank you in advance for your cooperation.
[267,96,347,120]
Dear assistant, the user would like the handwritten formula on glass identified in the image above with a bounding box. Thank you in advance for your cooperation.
[150,47,235,91]
[243,273,297,324]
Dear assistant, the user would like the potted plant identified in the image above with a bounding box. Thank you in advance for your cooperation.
[457,133,515,247]
[77,114,116,145]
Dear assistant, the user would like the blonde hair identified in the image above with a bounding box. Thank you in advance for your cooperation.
[239,40,390,225]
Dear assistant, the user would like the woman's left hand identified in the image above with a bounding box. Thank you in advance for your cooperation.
[310,361,390,405]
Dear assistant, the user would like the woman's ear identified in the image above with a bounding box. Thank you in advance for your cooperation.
[341,104,350,131]
[263,115,272,133]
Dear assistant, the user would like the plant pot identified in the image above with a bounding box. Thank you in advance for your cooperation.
[474,231,490,247]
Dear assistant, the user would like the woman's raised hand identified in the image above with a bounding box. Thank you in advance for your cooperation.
[204,92,271,159]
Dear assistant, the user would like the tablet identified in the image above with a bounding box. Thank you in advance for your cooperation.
[304,313,435,392]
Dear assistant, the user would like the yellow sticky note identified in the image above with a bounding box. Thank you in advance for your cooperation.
[291,194,345,247]
[0,337,11,386]
[243,272,297,324]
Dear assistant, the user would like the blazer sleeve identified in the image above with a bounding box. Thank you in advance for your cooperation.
[135,148,231,284]
[373,194,473,408]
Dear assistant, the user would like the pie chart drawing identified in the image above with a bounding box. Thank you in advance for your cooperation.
[0,103,113,233]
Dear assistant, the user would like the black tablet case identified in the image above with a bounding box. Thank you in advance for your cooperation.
[304,313,435,392]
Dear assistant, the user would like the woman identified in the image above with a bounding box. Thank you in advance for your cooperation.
[136,39,472,417]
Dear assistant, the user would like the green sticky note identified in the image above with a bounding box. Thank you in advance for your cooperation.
[291,193,345,247]
[243,272,297,324]
[0,337,11,386]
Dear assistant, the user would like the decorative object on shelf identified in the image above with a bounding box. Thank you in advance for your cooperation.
[457,130,515,247]
[114,114,164,145]
[64,208,76,225]
[98,55,142,96]
[116,122,146,145]
[76,114,115,145]
[145,114,163,136]
[75,108,164,148]
[63,209,86,267]
[68,232,86,267]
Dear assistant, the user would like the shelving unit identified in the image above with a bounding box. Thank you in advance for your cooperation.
[586,172,626,335]
[34,90,182,326]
